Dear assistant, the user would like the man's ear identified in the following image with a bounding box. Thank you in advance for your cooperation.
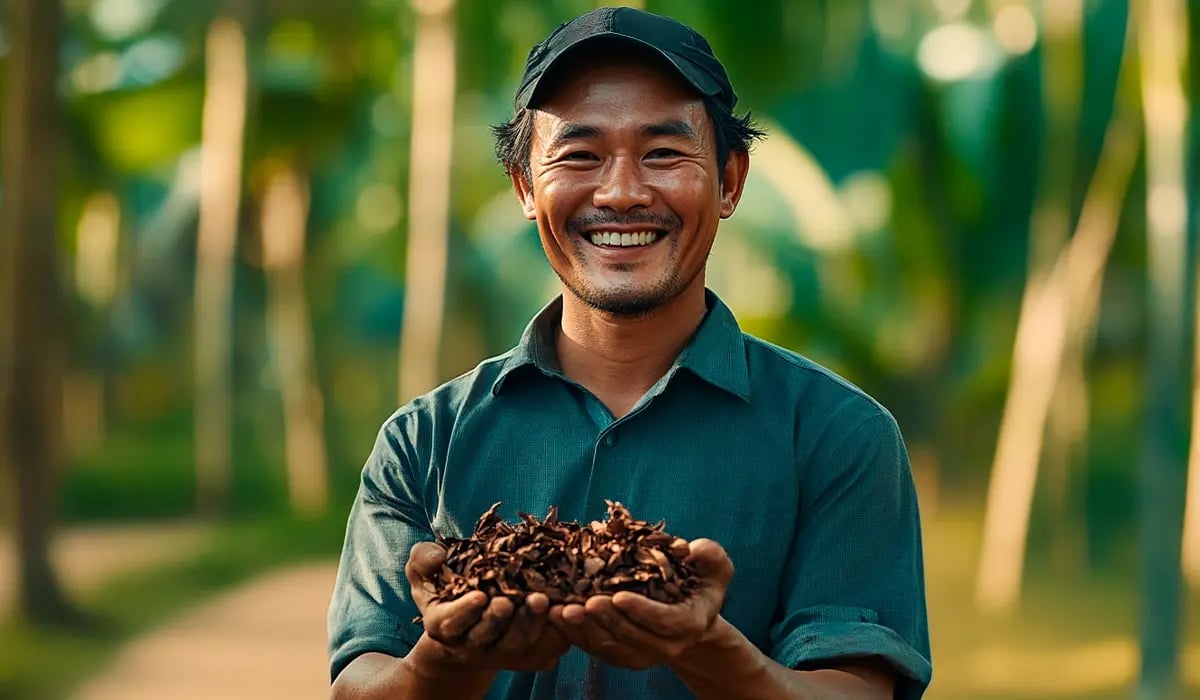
[719,149,750,219]
[510,168,537,220]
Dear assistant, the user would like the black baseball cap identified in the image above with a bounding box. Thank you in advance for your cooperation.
[514,7,737,114]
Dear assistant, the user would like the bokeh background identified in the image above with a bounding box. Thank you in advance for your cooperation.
[2,0,1200,698]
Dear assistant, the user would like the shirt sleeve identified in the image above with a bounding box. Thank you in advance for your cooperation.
[768,410,933,699]
[327,412,433,682]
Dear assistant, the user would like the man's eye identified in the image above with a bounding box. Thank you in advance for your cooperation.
[563,151,596,161]
[646,148,683,159]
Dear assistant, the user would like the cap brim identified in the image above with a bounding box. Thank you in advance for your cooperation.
[516,33,724,110]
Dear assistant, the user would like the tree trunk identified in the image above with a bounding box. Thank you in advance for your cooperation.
[65,191,122,456]
[194,16,249,515]
[1181,0,1200,600]
[1187,304,1200,588]
[0,0,77,623]
[1135,0,1190,696]
[261,166,329,517]
[397,0,458,403]
[975,0,1137,613]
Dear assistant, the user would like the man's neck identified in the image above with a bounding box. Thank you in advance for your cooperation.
[555,282,708,418]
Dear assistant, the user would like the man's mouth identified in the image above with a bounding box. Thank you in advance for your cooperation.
[586,230,662,248]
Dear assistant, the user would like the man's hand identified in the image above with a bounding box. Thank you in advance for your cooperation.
[547,538,735,669]
[406,541,570,671]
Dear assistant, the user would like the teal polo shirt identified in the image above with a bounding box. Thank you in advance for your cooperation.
[328,290,932,699]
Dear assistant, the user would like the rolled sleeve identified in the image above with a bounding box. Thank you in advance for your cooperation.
[769,412,932,698]
[327,412,433,682]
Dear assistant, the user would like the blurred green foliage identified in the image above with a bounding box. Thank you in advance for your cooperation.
[9,0,1193,571]
[2,0,1200,697]
[0,513,349,700]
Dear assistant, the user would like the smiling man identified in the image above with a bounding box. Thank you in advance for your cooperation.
[328,7,932,700]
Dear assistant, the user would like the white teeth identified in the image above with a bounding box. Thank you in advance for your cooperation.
[588,231,659,247]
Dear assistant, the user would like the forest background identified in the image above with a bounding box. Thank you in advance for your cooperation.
[3,0,1200,698]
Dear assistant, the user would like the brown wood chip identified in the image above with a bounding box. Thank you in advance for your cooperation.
[418,500,700,619]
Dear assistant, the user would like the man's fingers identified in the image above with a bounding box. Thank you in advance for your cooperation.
[426,591,488,641]
[610,591,697,637]
[576,596,638,660]
[519,613,570,671]
[549,604,588,649]
[407,541,446,573]
[534,618,570,657]
[464,596,515,649]
[685,538,735,585]
[573,603,621,658]
[405,542,447,593]
[560,602,587,625]
[584,595,663,649]
[493,597,541,654]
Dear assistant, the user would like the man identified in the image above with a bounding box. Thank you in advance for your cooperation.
[329,7,931,700]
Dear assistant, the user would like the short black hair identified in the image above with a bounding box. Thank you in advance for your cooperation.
[491,96,765,185]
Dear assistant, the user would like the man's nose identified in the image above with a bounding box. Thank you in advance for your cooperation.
[592,156,652,212]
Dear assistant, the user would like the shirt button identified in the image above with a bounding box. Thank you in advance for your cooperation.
[603,433,617,447]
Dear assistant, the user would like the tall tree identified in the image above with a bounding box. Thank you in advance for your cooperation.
[975,0,1090,613]
[261,165,329,516]
[1182,0,1200,597]
[0,0,76,622]
[1188,315,1200,589]
[1136,0,1191,695]
[194,13,249,514]
[397,0,458,402]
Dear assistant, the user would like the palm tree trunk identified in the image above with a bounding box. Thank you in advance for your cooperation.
[261,166,329,517]
[1180,0,1200,601]
[1187,301,1200,589]
[65,191,122,456]
[397,0,458,403]
[977,122,1138,597]
[975,0,1094,613]
[1135,0,1190,695]
[194,16,249,514]
[0,0,77,624]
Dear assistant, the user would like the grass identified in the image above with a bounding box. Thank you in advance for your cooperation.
[1,410,364,699]
[924,507,1200,699]
[0,512,348,700]
[3,493,1199,699]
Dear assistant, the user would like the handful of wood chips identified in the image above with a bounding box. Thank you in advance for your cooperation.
[419,500,699,619]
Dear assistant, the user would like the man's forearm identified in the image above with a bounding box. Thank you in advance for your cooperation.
[669,617,893,700]
[331,637,497,700]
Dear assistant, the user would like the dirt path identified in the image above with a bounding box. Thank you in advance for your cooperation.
[0,522,211,614]
[71,561,338,700]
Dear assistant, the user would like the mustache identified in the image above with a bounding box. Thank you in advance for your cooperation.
[565,211,681,234]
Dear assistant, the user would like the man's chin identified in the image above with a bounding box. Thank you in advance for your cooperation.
[576,287,677,318]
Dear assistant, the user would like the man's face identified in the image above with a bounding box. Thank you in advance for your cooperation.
[513,55,748,317]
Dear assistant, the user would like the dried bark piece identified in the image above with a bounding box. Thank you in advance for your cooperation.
[416,501,701,622]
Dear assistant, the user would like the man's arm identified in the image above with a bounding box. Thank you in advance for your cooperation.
[328,417,570,697]
[549,543,895,700]
[330,642,495,700]
[669,616,894,700]
[331,540,571,699]
[766,411,931,696]
[550,410,930,697]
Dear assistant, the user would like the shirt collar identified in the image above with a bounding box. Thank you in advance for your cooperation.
[491,296,566,395]
[491,289,750,402]
[678,289,751,402]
